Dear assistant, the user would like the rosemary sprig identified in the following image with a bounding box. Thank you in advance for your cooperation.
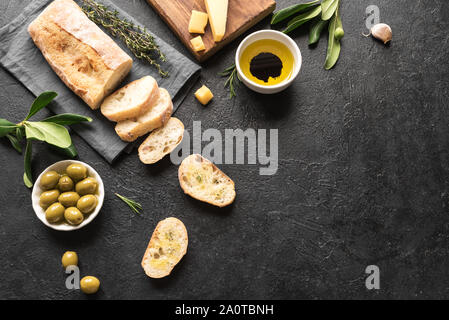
[218,64,240,98]
[115,193,143,215]
[81,0,168,77]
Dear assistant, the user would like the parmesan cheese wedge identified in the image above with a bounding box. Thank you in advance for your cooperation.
[205,0,229,42]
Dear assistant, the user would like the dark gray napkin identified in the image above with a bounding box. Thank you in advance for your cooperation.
[0,0,201,163]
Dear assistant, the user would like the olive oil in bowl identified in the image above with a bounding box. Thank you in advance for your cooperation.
[236,30,302,94]
[240,39,294,86]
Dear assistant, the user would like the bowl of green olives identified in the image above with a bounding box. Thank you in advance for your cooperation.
[32,160,104,231]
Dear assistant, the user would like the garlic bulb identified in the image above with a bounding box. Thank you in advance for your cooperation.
[371,23,392,44]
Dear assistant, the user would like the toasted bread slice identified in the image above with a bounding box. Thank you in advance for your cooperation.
[138,117,185,164]
[178,154,236,207]
[115,88,173,142]
[141,217,188,279]
[101,76,159,122]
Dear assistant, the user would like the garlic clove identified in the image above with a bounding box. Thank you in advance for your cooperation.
[371,23,392,44]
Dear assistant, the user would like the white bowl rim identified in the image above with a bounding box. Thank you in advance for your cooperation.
[235,29,302,90]
[31,160,104,232]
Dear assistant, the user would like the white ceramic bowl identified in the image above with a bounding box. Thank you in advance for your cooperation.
[235,30,302,94]
[32,160,104,231]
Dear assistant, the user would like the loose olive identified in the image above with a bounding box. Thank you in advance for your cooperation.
[39,189,60,209]
[77,195,98,214]
[335,27,345,40]
[40,171,60,190]
[45,203,65,223]
[61,251,78,268]
[58,192,80,208]
[75,177,98,196]
[80,276,100,294]
[58,175,74,192]
[66,164,87,181]
[64,207,84,226]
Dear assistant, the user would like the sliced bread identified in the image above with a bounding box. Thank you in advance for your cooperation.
[178,154,236,207]
[115,88,173,142]
[141,217,188,279]
[138,117,185,164]
[101,76,159,122]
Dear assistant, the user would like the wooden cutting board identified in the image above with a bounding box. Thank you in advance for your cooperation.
[147,0,276,62]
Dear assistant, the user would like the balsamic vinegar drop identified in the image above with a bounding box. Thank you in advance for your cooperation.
[249,52,283,83]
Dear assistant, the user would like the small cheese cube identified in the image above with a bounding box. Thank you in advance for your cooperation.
[190,36,206,52]
[188,10,209,34]
[195,85,214,105]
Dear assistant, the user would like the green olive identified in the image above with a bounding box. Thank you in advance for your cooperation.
[61,251,78,268]
[58,192,80,208]
[40,171,60,190]
[335,27,345,40]
[75,177,98,196]
[39,190,60,209]
[77,195,98,214]
[58,175,74,192]
[80,276,100,294]
[45,203,65,223]
[64,207,84,226]
[66,164,87,181]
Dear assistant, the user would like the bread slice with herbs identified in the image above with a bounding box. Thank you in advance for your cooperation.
[141,217,188,279]
[101,76,159,122]
[178,154,236,207]
[115,88,173,142]
[138,117,185,164]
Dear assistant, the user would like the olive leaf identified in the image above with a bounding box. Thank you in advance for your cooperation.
[271,0,320,25]
[324,5,343,70]
[24,140,33,188]
[321,0,339,21]
[53,143,78,158]
[16,127,24,141]
[25,91,58,121]
[1,91,91,188]
[43,114,92,126]
[6,134,22,154]
[24,122,72,149]
[0,119,18,137]
[283,6,322,34]
[309,19,329,45]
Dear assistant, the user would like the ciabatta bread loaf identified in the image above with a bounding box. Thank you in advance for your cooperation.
[138,117,185,164]
[141,217,188,279]
[115,88,173,142]
[28,0,133,109]
[178,154,236,207]
[101,76,159,122]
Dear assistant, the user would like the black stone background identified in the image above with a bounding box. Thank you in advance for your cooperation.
[1,0,449,300]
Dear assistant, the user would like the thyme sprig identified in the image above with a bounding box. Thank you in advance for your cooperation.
[81,0,168,77]
[115,193,143,215]
[218,64,240,98]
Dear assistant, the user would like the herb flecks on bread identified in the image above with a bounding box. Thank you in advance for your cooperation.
[178,154,236,207]
[141,217,188,279]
